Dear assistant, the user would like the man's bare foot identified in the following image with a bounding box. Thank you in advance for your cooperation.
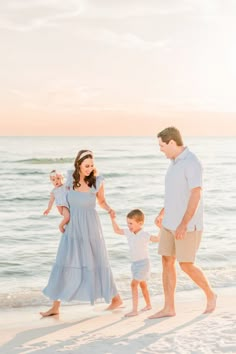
[141,305,152,311]
[40,308,59,317]
[148,309,176,319]
[125,310,138,317]
[203,293,217,314]
[106,295,123,310]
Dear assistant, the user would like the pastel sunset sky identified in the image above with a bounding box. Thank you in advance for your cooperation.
[1,0,236,136]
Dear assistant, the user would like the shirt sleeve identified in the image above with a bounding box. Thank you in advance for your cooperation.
[185,158,203,190]
[143,231,151,241]
[123,228,131,238]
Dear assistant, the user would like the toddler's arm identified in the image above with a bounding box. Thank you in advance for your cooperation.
[43,193,55,215]
[109,215,125,236]
[150,233,160,243]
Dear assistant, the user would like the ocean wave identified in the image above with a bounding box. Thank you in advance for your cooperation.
[2,196,47,202]
[14,158,73,164]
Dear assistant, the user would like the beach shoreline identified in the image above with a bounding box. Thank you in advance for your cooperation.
[1,287,235,354]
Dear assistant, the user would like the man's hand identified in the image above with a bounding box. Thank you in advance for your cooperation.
[155,208,164,228]
[175,222,187,240]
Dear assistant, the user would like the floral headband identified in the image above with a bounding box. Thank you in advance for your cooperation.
[50,170,63,178]
[78,150,93,161]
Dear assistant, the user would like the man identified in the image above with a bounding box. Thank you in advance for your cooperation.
[149,127,216,319]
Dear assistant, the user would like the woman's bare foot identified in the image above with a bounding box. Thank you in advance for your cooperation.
[203,293,217,314]
[141,305,152,311]
[125,310,138,317]
[40,308,59,317]
[40,301,60,317]
[148,308,176,319]
[106,295,123,310]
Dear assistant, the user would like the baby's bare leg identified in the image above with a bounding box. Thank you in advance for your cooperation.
[140,281,152,311]
[59,207,70,233]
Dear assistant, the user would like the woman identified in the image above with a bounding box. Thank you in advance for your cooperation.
[40,150,122,317]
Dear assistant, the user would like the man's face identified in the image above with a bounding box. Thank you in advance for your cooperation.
[158,137,174,159]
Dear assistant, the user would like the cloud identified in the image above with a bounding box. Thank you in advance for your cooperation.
[8,82,106,113]
[1,0,226,32]
[0,0,86,31]
[75,28,170,50]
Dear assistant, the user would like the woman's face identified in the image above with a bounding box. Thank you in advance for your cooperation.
[79,157,94,177]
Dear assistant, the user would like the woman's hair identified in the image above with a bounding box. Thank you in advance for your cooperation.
[157,126,183,146]
[72,150,97,189]
[127,209,145,223]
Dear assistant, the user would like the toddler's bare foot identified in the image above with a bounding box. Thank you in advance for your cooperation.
[106,295,123,310]
[40,308,59,317]
[125,310,138,317]
[141,305,152,311]
[203,293,217,314]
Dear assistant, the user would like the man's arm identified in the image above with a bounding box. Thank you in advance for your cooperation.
[175,187,201,240]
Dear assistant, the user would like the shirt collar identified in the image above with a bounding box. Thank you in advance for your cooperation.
[172,147,189,163]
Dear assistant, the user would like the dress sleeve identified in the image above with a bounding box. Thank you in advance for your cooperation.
[65,169,73,189]
[95,175,104,192]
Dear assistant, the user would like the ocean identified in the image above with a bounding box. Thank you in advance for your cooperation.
[0,136,235,309]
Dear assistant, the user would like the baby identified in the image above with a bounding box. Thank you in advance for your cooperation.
[44,170,70,233]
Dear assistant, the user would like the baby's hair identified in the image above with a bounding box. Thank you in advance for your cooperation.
[50,170,64,179]
[127,209,145,223]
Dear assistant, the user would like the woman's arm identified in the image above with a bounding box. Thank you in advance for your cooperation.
[96,184,115,217]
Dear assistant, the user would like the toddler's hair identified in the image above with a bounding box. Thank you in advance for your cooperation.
[49,169,64,179]
[127,209,145,223]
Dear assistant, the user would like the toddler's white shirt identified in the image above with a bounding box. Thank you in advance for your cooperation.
[123,229,151,262]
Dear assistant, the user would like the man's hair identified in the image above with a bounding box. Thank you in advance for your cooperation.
[127,209,145,223]
[157,126,183,146]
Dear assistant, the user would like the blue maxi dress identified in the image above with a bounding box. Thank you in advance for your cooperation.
[43,176,118,304]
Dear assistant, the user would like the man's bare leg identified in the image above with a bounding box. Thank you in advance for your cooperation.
[40,300,60,317]
[179,262,217,313]
[106,294,123,310]
[149,256,176,319]
[140,281,152,311]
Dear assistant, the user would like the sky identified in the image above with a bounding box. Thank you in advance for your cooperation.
[1,0,236,136]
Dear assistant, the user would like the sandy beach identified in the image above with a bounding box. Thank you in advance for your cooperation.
[0,287,235,354]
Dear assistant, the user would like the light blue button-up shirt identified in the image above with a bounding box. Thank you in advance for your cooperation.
[162,147,203,231]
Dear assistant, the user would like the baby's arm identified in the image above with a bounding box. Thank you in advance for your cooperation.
[109,215,125,236]
[43,193,55,215]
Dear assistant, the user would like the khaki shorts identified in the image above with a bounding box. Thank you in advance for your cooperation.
[158,227,202,263]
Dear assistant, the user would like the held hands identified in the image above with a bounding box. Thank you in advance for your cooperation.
[155,213,163,228]
[108,208,116,219]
